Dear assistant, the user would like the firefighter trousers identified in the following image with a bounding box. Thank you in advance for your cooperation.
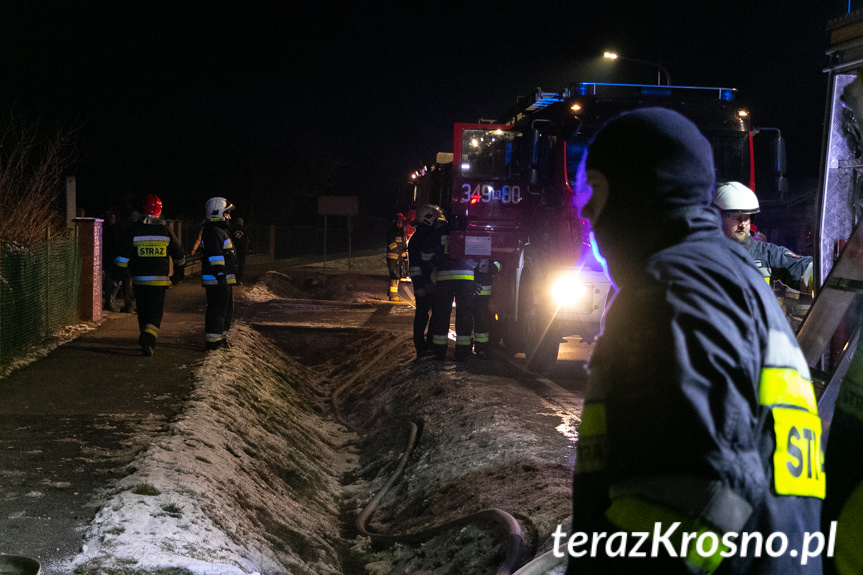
[413,291,433,356]
[473,294,490,355]
[134,285,167,348]
[205,283,234,349]
[473,270,493,356]
[430,279,474,360]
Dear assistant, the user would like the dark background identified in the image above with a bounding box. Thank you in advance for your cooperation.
[0,1,854,226]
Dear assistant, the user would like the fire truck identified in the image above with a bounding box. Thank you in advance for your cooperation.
[412,82,784,370]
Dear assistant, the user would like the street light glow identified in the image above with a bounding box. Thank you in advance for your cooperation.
[601,50,670,86]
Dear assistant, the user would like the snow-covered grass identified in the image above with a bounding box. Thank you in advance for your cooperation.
[66,321,356,575]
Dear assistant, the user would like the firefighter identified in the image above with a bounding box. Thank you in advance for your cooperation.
[472,259,499,358]
[113,194,185,356]
[713,181,814,294]
[568,108,823,574]
[385,213,407,301]
[200,197,238,351]
[429,213,475,361]
[409,204,445,358]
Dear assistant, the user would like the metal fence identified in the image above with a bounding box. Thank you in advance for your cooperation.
[175,217,391,260]
[0,233,81,367]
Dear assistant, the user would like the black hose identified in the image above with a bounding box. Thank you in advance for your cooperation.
[331,335,527,573]
[349,417,525,574]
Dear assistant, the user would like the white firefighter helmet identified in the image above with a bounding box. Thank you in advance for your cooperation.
[712,182,760,214]
[205,197,234,221]
[415,204,446,226]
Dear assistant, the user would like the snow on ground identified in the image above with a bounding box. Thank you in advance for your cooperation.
[52,253,581,574]
[66,319,357,574]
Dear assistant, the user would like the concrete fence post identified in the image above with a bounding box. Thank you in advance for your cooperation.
[73,218,103,322]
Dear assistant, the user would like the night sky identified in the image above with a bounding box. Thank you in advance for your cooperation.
[0,1,853,224]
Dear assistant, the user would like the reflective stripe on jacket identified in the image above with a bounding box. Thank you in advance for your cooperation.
[114,218,185,287]
[200,222,238,286]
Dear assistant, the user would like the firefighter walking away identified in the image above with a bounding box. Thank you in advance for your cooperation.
[113,194,185,356]
[200,197,238,351]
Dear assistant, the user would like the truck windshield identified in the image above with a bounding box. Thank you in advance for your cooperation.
[705,130,750,183]
[459,129,522,180]
[565,131,751,187]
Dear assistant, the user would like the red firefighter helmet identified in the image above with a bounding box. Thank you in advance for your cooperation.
[143,194,162,218]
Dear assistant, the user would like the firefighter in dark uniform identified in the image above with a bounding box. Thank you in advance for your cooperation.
[408,204,445,358]
[568,108,823,574]
[713,181,814,294]
[386,213,407,301]
[472,259,499,358]
[200,197,238,351]
[113,194,185,356]
[428,214,476,361]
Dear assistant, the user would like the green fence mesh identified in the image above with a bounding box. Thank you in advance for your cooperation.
[0,234,81,367]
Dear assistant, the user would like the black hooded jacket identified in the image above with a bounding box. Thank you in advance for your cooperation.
[568,109,823,574]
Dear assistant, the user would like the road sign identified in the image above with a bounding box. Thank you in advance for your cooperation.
[317,195,359,216]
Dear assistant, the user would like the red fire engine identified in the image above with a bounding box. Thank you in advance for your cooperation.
[411,82,783,370]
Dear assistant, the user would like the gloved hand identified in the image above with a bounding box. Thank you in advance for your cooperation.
[170,267,184,285]
[217,274,228,288]
[474,281,483,296]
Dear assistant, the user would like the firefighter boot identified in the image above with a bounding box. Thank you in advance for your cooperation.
[139,331,156,357]
[388,279,401,301]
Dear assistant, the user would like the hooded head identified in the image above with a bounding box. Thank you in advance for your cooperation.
[582,107,715,282]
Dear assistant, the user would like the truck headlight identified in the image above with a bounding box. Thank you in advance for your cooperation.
[550,272,589,307]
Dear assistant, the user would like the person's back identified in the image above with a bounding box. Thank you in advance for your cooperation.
[113,194,184,355]
[200,220,238,285]
[200,197,237,350]
[581,210,822,573]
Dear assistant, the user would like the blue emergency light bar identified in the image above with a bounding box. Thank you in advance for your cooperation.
[576,82,736,102]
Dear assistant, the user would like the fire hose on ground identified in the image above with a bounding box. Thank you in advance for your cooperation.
[331,335,528,574]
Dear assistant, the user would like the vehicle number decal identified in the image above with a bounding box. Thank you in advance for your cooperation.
[461,183,522,205]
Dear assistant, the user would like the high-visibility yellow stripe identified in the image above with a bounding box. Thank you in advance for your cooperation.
[759,367,816,413]
[579,403,606,437]
[436,270,474,281]
[606,496,726,574]
[771,407,825,499]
